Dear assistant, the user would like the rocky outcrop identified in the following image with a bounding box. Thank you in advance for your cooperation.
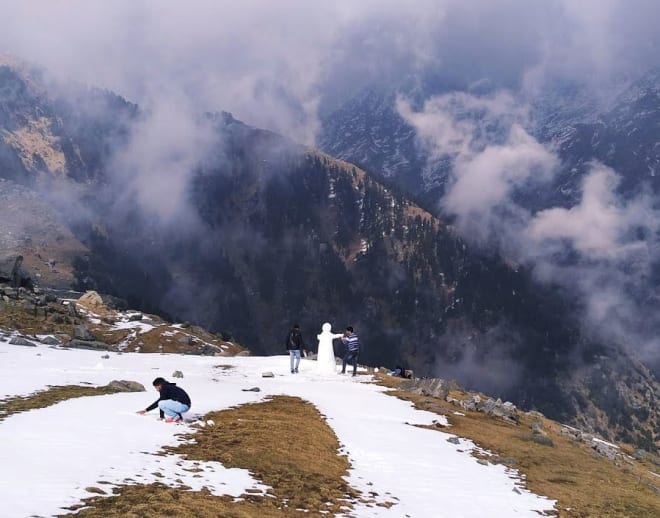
[445,393,519,423]
[401,378,451,400]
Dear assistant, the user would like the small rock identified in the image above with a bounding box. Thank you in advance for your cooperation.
[101,354,110,359]
[262,371,275,378]
[447,437,460,445]
[172,370,184,378]
[242,387,261,392]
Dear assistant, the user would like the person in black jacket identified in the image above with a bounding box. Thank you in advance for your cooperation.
[137,377,191,423]
[285,323,307,374]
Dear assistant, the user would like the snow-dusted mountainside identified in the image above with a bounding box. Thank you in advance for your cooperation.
[0,339,556,518]
[319,89,432,195]
[556,67,660,199]
[0,61,658,453]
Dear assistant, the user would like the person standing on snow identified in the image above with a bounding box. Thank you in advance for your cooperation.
[137,377,191,423]
[341,326,360,376]
[285,323,307,373]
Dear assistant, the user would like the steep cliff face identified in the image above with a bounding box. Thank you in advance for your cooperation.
[0,62,657,451]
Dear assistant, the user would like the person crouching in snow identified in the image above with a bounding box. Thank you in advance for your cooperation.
[137,377,191,422]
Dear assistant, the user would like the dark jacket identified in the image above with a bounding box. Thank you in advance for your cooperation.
[285,328,305,351]
[341,332,360,352]
[146,382,191,412]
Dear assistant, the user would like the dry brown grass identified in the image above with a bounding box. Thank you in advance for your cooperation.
[375,374,660,518]
[0,301,71,336]
[121,325,244,356]
[62,396,361,517]
[0,385,123,422]
[1,299,245,355]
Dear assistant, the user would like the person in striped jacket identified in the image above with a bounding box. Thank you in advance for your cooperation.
[341,326,360,376]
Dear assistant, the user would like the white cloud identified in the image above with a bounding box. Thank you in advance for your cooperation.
[526,163,655,258]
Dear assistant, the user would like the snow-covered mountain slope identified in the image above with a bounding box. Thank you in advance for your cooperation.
[0,339,555,518]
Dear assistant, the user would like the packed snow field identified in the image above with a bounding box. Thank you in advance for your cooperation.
[0,338,556,517]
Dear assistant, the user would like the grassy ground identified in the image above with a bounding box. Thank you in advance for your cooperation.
[0,385,124,422]
[62,396,364,517]
[375,374,660,518]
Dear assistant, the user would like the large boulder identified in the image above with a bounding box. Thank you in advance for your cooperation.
[107,380,146,392]
[9,336,36,347]
[78,291,104,307]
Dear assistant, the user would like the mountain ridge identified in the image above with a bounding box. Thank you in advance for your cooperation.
[0,61,657,451]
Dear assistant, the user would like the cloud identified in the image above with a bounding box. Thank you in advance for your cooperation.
[398,92,558,244]
[401,86,660,371]
[109,92,215,225]
[2,1,660,145]
[526,164,656,259]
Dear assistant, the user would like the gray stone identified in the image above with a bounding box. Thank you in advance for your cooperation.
[101,354,110,359]
[483,398,498,414]
[531,420,545,435]
[126,312,143,321]
[67,303,78,317]
[177,334,195,345]
[107,380,146,392]
[526,433,554,447]
[242,387,261,392]
[195,344,223,355]
[401,378,450,399]
[593,441,618,460]
[172,370,184,378]
[632,449,648,461]
[262,371,275,378]
[40,335,61,346]
[493,457,518,466]
[9,336,36,347]
[74,324,95,341]
[446,437,460,445]
[67,339,116,351]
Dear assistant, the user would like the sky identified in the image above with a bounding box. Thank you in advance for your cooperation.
[0,336,556,517]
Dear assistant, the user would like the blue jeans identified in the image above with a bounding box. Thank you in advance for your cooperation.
[342,351,359,375]
[158,400,190,418]
[289,349,301,371]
